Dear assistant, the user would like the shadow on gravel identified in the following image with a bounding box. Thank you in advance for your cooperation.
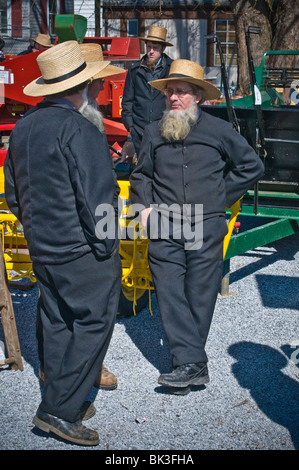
[255,274,299,309]
[229,231,299,287]
[117,295,172,374]
[229,341,299,450]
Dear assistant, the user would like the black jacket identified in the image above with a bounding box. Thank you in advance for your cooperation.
[130,110,265,218]
[121,53,173,135]
[4,99,119,264]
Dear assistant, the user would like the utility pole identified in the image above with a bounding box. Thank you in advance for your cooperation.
[95,0,103,37]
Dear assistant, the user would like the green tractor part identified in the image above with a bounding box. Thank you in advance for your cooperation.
[55,14,87,43]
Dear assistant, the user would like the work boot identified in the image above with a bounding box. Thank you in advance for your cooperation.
[39,364,117,391]
[158,362,209,388]
[38,372,96,421]
[33,408,99,446]
[79,401,96,421]
[94,365,118,390]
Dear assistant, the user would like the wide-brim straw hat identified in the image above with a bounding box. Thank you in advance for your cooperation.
[139,25,173,47]
[24,41,111,97]
[79,43,126,79]
[29,33,53,48]
[149,59,221,100]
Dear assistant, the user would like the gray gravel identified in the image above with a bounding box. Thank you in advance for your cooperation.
[0,217,298,451]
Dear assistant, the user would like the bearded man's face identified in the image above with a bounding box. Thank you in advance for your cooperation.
[160,80,202,142]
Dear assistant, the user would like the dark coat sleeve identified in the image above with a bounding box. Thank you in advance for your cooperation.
[121,67,135,131]
[129,126,154,207]
[220,127,265,207]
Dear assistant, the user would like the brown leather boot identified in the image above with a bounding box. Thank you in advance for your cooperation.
[39,364,117,391]
[94,365,118,390]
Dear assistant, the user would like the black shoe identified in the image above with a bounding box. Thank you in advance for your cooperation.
[158,362,209,388]
[32,409,99,446]
[168,386,191,395]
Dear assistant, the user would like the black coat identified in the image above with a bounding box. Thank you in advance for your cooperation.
[4,99,119,264]
[130,110,265,218]
[121,53,173,135]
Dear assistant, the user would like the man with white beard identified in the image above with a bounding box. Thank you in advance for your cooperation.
[79,42,126,135]
[79,78,105,133]
[80,92,105,133]
[130,59,264,395]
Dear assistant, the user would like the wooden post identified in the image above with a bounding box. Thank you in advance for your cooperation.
[0,233,23,371]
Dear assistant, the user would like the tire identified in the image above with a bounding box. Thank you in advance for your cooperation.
[117,287,149,318]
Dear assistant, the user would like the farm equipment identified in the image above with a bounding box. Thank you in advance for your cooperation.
[204,27,299,294]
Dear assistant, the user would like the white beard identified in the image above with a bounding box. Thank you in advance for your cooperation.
[79,99,105,133]
[160,100,199,142]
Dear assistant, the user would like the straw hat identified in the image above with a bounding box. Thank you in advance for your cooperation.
[149,59,221,100]
[139,25,173,47]
[30,33,53,48]
[24,41,111,97]
[79,43,126,79]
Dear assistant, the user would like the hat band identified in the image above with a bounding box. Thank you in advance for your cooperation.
[147,35,166,41]
[43,62,87,84]
[168,73,193,79]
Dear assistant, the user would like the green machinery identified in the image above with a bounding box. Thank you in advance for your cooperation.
[205,28,299,294]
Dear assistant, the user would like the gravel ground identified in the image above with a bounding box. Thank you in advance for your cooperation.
[0,216,298,453]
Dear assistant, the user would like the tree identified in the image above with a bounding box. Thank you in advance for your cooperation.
[230,0,299,94]
[229,0,272,95]
[270,0,299,68]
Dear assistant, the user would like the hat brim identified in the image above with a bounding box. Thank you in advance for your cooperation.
[139,37,173,47]
[24,61,111,97]
[149,76,221,101]
[92,64,126,80]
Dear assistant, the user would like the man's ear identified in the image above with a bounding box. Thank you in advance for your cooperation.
[196,90,206,105]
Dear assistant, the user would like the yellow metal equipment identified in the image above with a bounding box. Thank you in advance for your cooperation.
[0,167,239,315]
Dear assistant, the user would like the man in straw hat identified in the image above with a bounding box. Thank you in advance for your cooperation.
[121,25,173,156]
[5,40,122,446]
[18,33,53,55]
[130,59,264,395]
[35,43,126,397]
[79,42,126,134]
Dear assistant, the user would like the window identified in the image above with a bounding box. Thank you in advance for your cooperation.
[0,0,7,35]
[127,19,138,37]
[214,20,237,66]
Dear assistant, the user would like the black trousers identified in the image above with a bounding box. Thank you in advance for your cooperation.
[33,250,122,423]
[147,216,227,367]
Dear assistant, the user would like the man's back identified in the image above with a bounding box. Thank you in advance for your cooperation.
[5,100,118,263]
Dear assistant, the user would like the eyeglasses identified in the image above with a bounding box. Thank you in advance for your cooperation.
[163,88,193,98]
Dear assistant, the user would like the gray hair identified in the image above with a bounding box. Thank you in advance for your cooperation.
[189,84,206,104]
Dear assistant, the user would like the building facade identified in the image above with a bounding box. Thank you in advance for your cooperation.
[75,0,238,89]
[1,0,74,54]
[1,1,238,88]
